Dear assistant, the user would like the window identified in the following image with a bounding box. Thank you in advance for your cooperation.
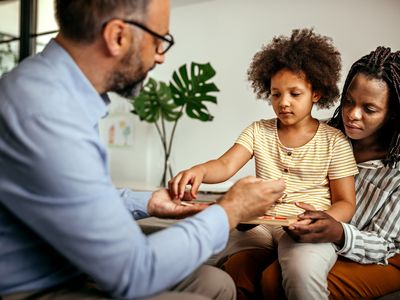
[0,0,20,74]
[0,0,58,75]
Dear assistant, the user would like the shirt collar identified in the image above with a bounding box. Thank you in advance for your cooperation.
[41,39,109,124]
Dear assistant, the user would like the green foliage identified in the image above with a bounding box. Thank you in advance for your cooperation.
[131,62,219,123]
[130,62,219,186]
[132,78,181,123]
[170,62,219,121]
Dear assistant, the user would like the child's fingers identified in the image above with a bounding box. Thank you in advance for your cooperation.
[178,173,193,199]
[295,202,316,211]
[190,177,202,199]
[168,173,183,199]
[299,210,328,221]
[292,218,313,226]
[182,191,194,201]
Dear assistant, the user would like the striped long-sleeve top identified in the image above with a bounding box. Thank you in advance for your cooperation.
[337,160,400,265]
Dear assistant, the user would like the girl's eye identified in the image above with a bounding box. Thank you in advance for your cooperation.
[291,93,301,97]
[271,93,280,97]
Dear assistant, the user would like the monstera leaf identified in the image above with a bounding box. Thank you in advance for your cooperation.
[170,62,219,121]
[129,62,219,187]
[131,77,181,123]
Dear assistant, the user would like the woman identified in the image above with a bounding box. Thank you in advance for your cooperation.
[221,46,400,299]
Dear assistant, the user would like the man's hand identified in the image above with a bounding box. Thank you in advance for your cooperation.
[218,176,285,229]
[285,202,345,246]
[147,189,209,219]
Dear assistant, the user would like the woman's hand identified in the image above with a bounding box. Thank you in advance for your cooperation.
[284,202,345,246]
[168,166,206,200]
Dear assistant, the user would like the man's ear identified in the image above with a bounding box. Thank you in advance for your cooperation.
[312,91,322,103]
[102,19,130,57]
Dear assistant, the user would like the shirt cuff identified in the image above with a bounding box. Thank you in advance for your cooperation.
[118,188,152,217]
[335,222,352,254]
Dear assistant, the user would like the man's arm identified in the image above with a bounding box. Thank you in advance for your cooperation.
[1,114,229,299]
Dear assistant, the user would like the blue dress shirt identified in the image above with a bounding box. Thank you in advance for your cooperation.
[0,40,229,299]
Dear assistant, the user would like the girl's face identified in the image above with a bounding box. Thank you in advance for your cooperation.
[341,73,390,143]
[270,69,320,127]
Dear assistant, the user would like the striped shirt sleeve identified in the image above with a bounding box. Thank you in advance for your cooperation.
[328,131,358,180]
[235,122,255,155]
[336,165,400,264]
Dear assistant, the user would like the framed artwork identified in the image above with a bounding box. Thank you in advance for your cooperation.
[99,95,135,148]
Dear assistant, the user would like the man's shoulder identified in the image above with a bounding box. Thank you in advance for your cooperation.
[2,53,65,97]
[0,50,83,121]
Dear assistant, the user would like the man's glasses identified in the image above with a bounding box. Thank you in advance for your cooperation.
[122,20,174,55]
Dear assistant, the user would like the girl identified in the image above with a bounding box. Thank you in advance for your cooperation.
[169,28,358,300]
[224,46,400,300]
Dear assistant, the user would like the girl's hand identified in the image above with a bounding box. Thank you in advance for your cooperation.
[168,166,205,200]
[287,202,315,226]
[295,202,316,211]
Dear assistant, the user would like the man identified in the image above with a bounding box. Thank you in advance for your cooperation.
[0,1,285,299]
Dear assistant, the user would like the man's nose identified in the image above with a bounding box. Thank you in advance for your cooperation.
[155,52,165,64]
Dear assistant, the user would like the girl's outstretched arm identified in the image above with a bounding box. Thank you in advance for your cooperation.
[169,144,252,199]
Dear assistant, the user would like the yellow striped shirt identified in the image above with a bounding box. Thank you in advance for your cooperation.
[236,119,358,216]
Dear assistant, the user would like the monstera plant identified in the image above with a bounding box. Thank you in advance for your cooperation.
[130,62,219,187]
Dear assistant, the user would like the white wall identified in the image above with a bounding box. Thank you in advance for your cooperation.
[0,0,19,36]
[107,0,400,188]
[1,0,399,188]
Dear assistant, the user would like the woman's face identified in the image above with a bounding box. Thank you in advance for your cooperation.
[341,73,390,143]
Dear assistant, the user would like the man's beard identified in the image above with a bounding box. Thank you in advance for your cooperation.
[107,44,149,99]
[112,74,146,98]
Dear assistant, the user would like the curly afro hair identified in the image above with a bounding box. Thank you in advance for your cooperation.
[247,28,341,109]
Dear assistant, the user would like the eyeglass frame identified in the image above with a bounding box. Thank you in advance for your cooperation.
[121,19,174,55]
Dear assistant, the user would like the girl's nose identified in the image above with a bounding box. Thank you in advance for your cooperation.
[279,95,290,108]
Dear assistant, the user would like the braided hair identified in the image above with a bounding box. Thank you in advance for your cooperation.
[329,46,400,167]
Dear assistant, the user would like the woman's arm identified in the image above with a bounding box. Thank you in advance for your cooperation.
[338,222,399,264]
[325,176,356,222]
[286,183,400,264]
[337,183,400,264]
